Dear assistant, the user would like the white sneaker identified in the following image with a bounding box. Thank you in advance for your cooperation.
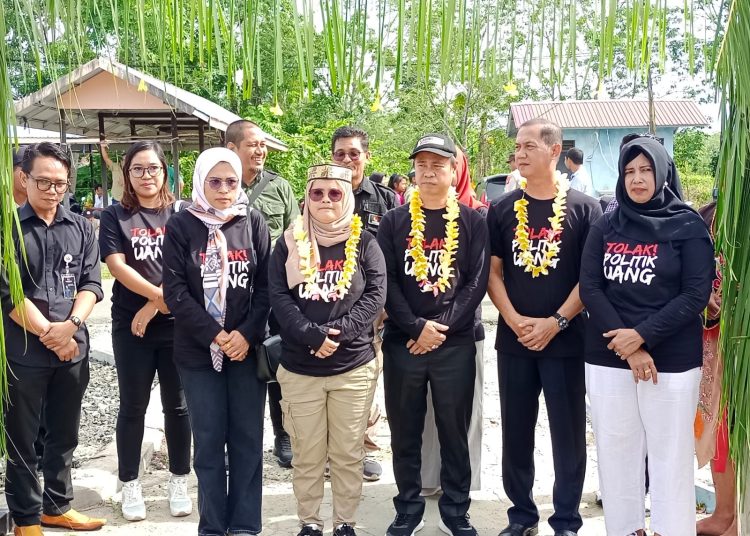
[121,479,146,521]
[168,474,192,517]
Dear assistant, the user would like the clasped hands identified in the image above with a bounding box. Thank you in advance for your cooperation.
[603,328,657,384]
[510,314,560,352]
[131,290,170,338]
[39,321,79,362]
[407,320,448,355]
[214,330,250,361]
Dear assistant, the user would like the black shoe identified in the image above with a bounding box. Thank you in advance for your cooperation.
[298,524,323,536]
[439,514,477,536]
[334,523,357,536]
[273,432,293,468]
[385,513,425,536]
[553,532,577,536]
[498,524,538,536]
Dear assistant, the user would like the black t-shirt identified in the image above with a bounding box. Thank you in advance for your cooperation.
[377,203,489,346]
[269,232,386,377]
[99,204,179,341]
[162,209,271,370]
[580,215,714,373]
[487,188,602,357]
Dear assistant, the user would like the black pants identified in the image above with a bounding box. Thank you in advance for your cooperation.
[113,329,191,482]
[178,359,267,536]
[383,339,475,519]
[4,359,90,526]
[498,352,586,533]
[267,311,284,436]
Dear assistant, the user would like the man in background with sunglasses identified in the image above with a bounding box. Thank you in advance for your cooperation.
[330,126,396,482]
[1,142,107,535]
[226,119,300,469]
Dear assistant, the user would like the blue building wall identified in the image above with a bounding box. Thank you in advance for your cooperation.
[561,127,676,195]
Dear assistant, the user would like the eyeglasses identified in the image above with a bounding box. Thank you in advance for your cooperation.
[205,177,240,191]
[27,175,70,193]
[309,188,343,202]
[129,165,163,178]
[332,150,363,162]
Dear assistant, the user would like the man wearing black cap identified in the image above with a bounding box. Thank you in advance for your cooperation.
[13,146,28,207]
[377,133,489,536]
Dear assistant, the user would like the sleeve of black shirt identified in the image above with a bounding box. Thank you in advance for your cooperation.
[324,234,387,344]
[634,237,714,349]
[236,210,272,346]
[268,238,328,350]
[376,211,427,340]
[162,214,224,347]
[98,206,123,260]
[487,201,505,259]
[437,212,490,333]
[579,220,627,332]
[78,219,104,301]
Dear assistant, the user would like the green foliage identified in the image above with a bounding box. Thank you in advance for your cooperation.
[680,172,714,208]
[673,128,720,176]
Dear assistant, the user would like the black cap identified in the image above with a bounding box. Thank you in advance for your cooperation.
[409,133,457,159]
[12,146,26,167]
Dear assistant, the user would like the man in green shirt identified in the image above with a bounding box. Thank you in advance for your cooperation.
[226,119,299,469]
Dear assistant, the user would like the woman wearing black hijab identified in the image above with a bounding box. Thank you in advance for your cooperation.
[580,137,714,536]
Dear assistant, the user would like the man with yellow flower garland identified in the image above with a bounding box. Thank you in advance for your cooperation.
[377,133,489,536]
[487,118,602,536]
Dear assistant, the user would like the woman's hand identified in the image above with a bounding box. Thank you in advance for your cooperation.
[221,330,250,361]
[131,302,159,337]
[603,328,645,358]
[152,290,170,315]
[312,328,340,359]
[707,291,721,320]
[625,348,658,384]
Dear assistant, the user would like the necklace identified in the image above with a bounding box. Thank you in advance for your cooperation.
[513,172,569,278]
[407,187,460,295]
[292,214,363,301]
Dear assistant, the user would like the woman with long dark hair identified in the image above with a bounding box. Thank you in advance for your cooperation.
[580,137,713,535]
[99,141,192,522]
[163,147,271,536]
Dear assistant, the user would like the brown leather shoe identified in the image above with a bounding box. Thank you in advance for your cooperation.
[41,509,106,531]
[14,526,44,536]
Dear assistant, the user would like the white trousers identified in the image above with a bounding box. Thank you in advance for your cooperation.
[585,363,701,536]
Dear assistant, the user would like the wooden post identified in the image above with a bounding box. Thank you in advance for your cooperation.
[59,111,70,209]
[198,121,205,152]
[98,113,110,207]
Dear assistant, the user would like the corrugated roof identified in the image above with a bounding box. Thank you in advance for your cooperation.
[14,57,288,151]
[508,100,708,134]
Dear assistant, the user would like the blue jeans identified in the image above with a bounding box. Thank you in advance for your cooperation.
[178,359,267,536]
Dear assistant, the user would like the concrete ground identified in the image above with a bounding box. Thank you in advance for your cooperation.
[32,283,711,535]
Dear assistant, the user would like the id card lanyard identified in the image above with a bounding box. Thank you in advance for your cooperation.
[60,253,77,300]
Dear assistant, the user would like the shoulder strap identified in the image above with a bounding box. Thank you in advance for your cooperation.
[247,171,274,206]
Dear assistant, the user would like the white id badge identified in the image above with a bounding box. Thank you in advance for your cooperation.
[61,273,77,300]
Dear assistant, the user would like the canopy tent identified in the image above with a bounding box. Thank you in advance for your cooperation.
[14,57,287,201]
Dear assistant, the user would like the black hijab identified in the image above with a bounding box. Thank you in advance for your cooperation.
[609,137,710,243]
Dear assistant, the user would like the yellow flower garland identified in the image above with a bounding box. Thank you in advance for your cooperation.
[407,187,460,295]
[513,172,570,278]
[292,214,363,301]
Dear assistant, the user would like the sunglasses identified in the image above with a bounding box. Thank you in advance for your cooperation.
[205,177,240,191]
[332,150,363,162]
[309,188,343,202]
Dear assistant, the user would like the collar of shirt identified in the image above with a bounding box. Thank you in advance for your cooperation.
[353,177,375,197]
[19,203,75,225]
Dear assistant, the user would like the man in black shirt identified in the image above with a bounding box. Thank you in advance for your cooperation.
[378,134,489,536]
[0,142,106,533]
[487,119,602,536]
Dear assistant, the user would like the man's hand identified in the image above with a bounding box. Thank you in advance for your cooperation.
[132,302,159,337]
[707,291,721,320]
[214,330,231,347]
[312,328,340,358]
[40,321,78,350]
[603,328,645,358]
[406,339,431,355]
[221,330,250,361]
[416,321,449,352]
[54,339,80,362]
[625,348,658,384]
[505,313,534,339]
[517,317,559,351]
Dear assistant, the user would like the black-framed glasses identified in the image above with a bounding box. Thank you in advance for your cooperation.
[205,177,240,191]
[332,150,363,162]
[27,175,70,193]
[129,165,163,178]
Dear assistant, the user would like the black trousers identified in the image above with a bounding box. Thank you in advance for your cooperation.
[383,339,475,519]
[498,352,586,533]
[4,359,90,526]
[267,311,284,436]
[113,328,191,482]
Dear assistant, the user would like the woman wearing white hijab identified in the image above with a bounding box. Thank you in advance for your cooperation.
[269,164,386,536]
[163,147,271,536]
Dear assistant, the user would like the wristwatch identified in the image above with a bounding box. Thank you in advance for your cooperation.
[68,315,82,328]
[553,312,569,331]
